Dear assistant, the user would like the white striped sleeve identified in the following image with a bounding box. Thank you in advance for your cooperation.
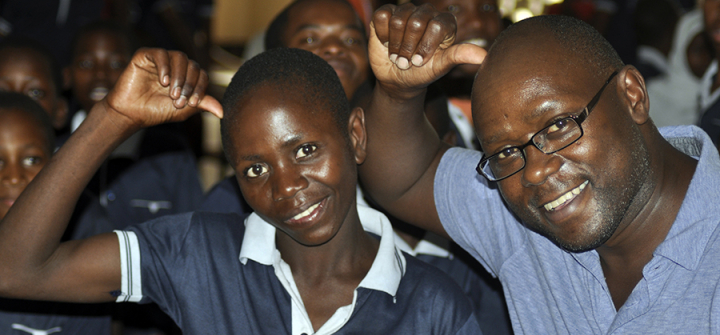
[114,230,143,303]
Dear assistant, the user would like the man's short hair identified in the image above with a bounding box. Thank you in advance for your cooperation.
[220,47,350,163]
[265,0,365,50]
[0,37,63,96]
[491,15,625,75]
[0,91,56,151]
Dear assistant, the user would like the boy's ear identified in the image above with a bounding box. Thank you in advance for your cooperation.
[52,97,69,130]
[348,107,367,165]
[619,65,649,125]
[62,66,72,91]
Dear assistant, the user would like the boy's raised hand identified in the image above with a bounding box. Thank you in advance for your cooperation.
[102,48,222,131]
[369,3,487,100]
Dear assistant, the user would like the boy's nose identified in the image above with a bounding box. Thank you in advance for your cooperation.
[1,164,28,186]
[319,37,346,57]
[271,167,309,202]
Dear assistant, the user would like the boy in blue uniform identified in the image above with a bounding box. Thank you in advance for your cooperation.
[0,92,111,334]
[0,47,481,334]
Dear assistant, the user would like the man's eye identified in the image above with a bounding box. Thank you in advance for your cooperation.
[447,4,460,13]
[22,156,42,166]
[344,37,355,45]
[547,119,572,134]
[305,36,315,44]
[496,147,519,160]
[296,144,317,159]
[245,164,268,178]
[27,89,46,99]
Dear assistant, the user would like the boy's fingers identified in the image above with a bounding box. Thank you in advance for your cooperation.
[169,52,189,100]
[445,43,487,67]
[175,60,201,108]
[396,5,438,69]
[198,95,223,119]
[414,12,457,67]
[188,69,209,107]
[145,49,171,87]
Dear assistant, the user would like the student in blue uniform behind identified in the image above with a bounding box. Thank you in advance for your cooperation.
[0,47,481,334]
[0,92,111,334]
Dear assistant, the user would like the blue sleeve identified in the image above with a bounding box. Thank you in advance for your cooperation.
[199,176,252,215]
[434,147,529,277]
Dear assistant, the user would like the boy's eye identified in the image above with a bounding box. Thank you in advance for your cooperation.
[481,4,497,12]
[344,37,355,46]
[296,144,317,159]
[110,60,126,70]
[447,5,460,13]
[245,164,268,178]
[22,156,42,166]
[305,36,315,44]
[27,89,46,100]
[78,60,93,69]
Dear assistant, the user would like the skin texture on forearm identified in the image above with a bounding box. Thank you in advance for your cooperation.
[359,82,450,238]
[0,102,128,302]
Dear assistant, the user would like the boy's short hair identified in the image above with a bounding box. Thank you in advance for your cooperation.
[70,20,137,57]
[264,0,366,50]
[0,37,63,95]
[0,92,56,151]
[220,47,350,163]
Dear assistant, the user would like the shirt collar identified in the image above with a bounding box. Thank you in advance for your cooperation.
[239,205,407,297]
[653,126,720,270]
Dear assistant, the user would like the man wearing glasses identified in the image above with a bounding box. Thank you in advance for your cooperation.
[361,3,719,334]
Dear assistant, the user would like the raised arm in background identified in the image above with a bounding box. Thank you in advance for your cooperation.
[359,3,485,238]
[0,48,222,303]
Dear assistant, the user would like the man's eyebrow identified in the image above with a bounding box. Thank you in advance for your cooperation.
[295,24,364,33]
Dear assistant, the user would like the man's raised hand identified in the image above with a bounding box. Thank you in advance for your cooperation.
[369,3,487,100]
[102,48,223,131]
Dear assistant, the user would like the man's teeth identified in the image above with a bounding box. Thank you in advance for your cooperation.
[543,181,588,212]
[293,203,320,220]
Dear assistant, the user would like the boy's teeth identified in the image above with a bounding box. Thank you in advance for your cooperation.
[293,203,319,220]
[462,38,487,48]
[90,87,109,101]
[543,181,588,212]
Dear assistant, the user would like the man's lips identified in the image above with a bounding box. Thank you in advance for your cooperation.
[326,59,353,79]
[542,180,589,212]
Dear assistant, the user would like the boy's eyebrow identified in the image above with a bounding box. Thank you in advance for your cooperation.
[295,24,364,33]
[239,135,304,161]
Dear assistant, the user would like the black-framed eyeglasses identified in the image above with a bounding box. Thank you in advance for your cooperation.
[476,70,619,182]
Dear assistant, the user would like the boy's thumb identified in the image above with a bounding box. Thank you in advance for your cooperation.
[199,96,223,119]
[445,43,487,68]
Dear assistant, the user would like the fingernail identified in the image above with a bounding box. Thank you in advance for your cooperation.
[172,86,181,98]
[163,75,170,85]
[176,95,187,107]
[389,53,398,63]
[411,54,424,66]
[189,94,199,106]
[383,41,389,48]
[396,57,409,69]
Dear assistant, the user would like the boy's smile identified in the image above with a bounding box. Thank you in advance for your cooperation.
[229,83,362,246]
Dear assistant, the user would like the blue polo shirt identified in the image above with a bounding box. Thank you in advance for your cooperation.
[114,206,481,334]
[435,125,720,333]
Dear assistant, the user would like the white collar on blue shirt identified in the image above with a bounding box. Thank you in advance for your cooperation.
[239,205,407,297]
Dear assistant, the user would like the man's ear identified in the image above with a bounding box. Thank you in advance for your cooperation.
[52,97,69,130]
[619,65,650,125]
[348,107,367,165]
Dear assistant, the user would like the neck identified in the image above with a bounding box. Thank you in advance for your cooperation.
[597,129,697,308]
[276,206,379,282]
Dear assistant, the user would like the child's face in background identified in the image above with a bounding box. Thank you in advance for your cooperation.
[284,0,369,100]
[0,48,67,129]
[423,0,501,78]
[229,84,363,247]
[67,30,131,111]
[0,110,51,219]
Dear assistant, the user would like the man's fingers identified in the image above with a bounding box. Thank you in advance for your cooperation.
[372,4,394,47]
[396,5,439,69]
[387,4,414,62]
[444,43,487,68]
[188,69,209,107]
[414,12,457,67]
[174,60,201,108]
